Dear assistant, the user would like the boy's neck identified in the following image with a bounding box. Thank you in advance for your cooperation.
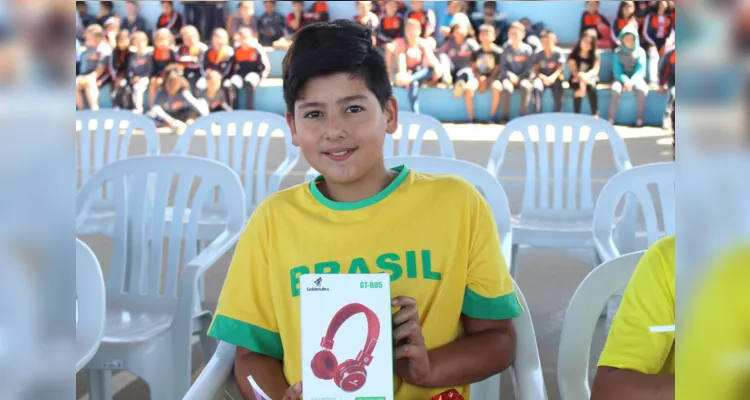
[543,47,553,56]
[511,41,521,50]
[207,87,219,97]
[481,41,493,50]
[320,164,398,204]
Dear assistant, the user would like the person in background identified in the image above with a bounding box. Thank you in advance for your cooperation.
[149,28,177,108]
[122,1,148,36]
[439,21,479,100]
[477,1,508,46]
[642,1,674,84]
[493,21,533,123]
[378,0,405,81]
[406,1,436,48]
[394,18,441,114]
[610,26,648,127]
[147,64,208,134]
[439,1,471,39]
[96,1,117,27]
[257,1,288,49]
[658,46,675,130]
[568,29,600,117]
[354,1,380,46]
[230,27,271,110]
[374,0,407,18]
[228,1,258,46]
[200,69,233,113]
[184,1,227,42]
[470,24,502,123]
[76,24,111,111]
[125,31,153,114]
[102,17,121,50]
[580,0,614,49]
[176,25,207,89]
[107,30,133,110]
[286,1,308,36]
[531,30,564,114]
[610,1,638,49]
[76,1,96,29]
[199,28,235,105]
[306,1,330,24]
[156,1,183,45]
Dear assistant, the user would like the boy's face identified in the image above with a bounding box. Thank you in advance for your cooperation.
[292,2,304,12]
[509,26,525,43]
[239,29,254,47]
[357,1,372,14]
[207,74,221,91]
[162,2,173,14]
[287,73,398,185]
[409,1,423,11]
[125,3,138,16]
[447,1,461,14]
[586,1,599,13]
[183,31,196,46]
[84,32,100,47]
[405,22,421,38]
[239,5,253,18]
[384,1,398,16]
[541,34,555,51]
[264,1,275,14]
[479,29,495,44]
[77,4,88,16]
[212,33,226,49]
[155,35,169,48]
[622,33,635,48]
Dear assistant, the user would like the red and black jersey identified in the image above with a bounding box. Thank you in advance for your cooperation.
[152,47,176,78]
[234,45,266,76]
[177,43,206,74]
[107,48,131,82]
[156,11,183,40]
[407,9,436,38]
[580,11,611,39]
[376,15,403,45]
[202,46,234,80]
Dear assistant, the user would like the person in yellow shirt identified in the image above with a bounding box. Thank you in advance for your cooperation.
[208,19,522,400]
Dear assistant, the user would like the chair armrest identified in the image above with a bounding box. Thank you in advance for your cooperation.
[593,236,620,265]
[184,341,237,400]
[268,152,300,194]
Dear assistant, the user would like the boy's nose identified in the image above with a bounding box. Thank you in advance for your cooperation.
[323,117,347,140]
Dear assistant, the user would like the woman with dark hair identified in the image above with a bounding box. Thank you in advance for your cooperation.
[568,29,600,117]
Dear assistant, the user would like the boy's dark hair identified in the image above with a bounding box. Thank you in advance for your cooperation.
[76,1,87,9]
[509,21,525,32]
[540,29,556,39]
[282,19,392,116]
[479,24,496,34]
[100,1,114,11]
[483,1,497,11]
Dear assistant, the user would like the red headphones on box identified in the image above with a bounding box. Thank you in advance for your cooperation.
[310,303,380,393]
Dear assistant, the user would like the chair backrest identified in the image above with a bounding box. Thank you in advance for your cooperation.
[76,155,246,312]
[486,113,631,215]
[172,111,300,211]
[385,111,456,158]
[593,162,675,262]
[557,251,644,400]
[76,238,106,372]
[471,280,548,400]
[384,156,511,242]
[76,110,160,188]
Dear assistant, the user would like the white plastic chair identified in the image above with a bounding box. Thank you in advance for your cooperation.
[384,156,514,274]
[485,113,632,273]
[77,155,246,400]
[171,111,300,240]
[76,238,106,372]
[557,251,645,400]
[76,110,161,235]
[304,111,456,181]
[593,162,675,263]
[184,280,546,400]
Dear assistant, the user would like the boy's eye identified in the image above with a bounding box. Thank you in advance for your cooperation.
[346,105,364,113]
[304,111,323,119]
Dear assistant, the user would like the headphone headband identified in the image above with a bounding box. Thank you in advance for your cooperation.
[320,303,380,365]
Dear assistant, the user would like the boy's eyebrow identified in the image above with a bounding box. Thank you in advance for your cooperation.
[297,95,370,109]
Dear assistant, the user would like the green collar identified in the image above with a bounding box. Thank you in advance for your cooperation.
[310,165,410,211]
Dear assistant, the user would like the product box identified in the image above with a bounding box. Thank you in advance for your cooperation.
[300,273,394,400]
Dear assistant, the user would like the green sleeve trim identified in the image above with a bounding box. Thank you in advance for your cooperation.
[208,315,284,360]
[461,288,524,320]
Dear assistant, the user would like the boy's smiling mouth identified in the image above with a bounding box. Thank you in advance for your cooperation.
[323,148,357,162]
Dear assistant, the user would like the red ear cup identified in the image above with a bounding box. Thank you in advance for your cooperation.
[333,359,367,392]
[311,350,338,380]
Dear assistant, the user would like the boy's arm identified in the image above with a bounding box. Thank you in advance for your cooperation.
[518,48,534,80]
[234,348,290,400]
[548,50,565,81]
[642,14,656,46]
[631,49,647,83]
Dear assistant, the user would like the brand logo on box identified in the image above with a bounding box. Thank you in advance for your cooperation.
[307,277,330,292]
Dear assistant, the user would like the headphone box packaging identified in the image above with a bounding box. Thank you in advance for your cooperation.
[300,273,394,400]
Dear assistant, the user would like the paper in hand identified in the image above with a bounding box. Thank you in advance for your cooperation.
[246,376,272,400]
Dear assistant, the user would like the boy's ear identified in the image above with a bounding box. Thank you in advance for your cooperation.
[285,112,300,147]
[385,95,399,135]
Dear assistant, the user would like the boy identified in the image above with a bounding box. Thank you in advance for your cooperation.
[126,31,153,114]
[286,1,307,35]
[156,1,183,44]
[209,19,521,400]
[609,27,649,127]
[96,1,116,28]
[76,24,111,111]
[177,25,207,89]
[658,47,675,130]
[377,1,405,79]
[201,69,233,113]
[406,0,436,48]
[122,1,148,36]
[439,0,470,38]
[230,27,271,110]
[492,21,533,123]
[531,30,565,114]
[228,1,258,46]
[469,24,502,123]
[257,1,287,49]
[580,0,613,49]
[76,1,96,29]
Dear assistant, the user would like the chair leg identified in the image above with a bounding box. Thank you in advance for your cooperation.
[510,244,520,278]
[196,240,208,304]
[86,370,113,400]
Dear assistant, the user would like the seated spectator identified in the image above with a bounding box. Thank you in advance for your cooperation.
[200,70,233,113]
[146,64,208,134]
[230,27,271,110]
[286,1,308,36]
[580,0,614,49]
[107,30,133,110]
[354,1,380,46]
[475,1,508,46]
[393,18,441,113]
[634,0,652,37]
[199,28,235,105]
[125,31,153,114]
[439,0,471,39]
[76,24,110,111]
[519,17,543,51]
[257,1,288,49]
[149,28,177,108]
[492,21,533,123]
[306,1,330,24]
[469,24,502,123]
[96,1,117,27]
[609,26,648,127]
[156,1,183,45]
[531,30,564,114]
[438,21,479,100]
[377,0,405,80]
[658,46,675,130]
[228,1,258,47]
[122,1,148,36]
[176,25,207,89]
[611,1,638,49]
[406,0,436,48]
[374,0,407,18]
[102,17,121,50]
[76,1,96,29]
[643,1,674,84]
[568,29,601,117]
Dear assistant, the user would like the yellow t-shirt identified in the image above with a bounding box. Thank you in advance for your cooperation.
[209,165,523,400]
[597,235,676,374]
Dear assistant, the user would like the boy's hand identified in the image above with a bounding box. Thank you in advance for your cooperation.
[282,381,302,400]
[658,85,667,94]
[623,81,633,91]
[392,296,432,387]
